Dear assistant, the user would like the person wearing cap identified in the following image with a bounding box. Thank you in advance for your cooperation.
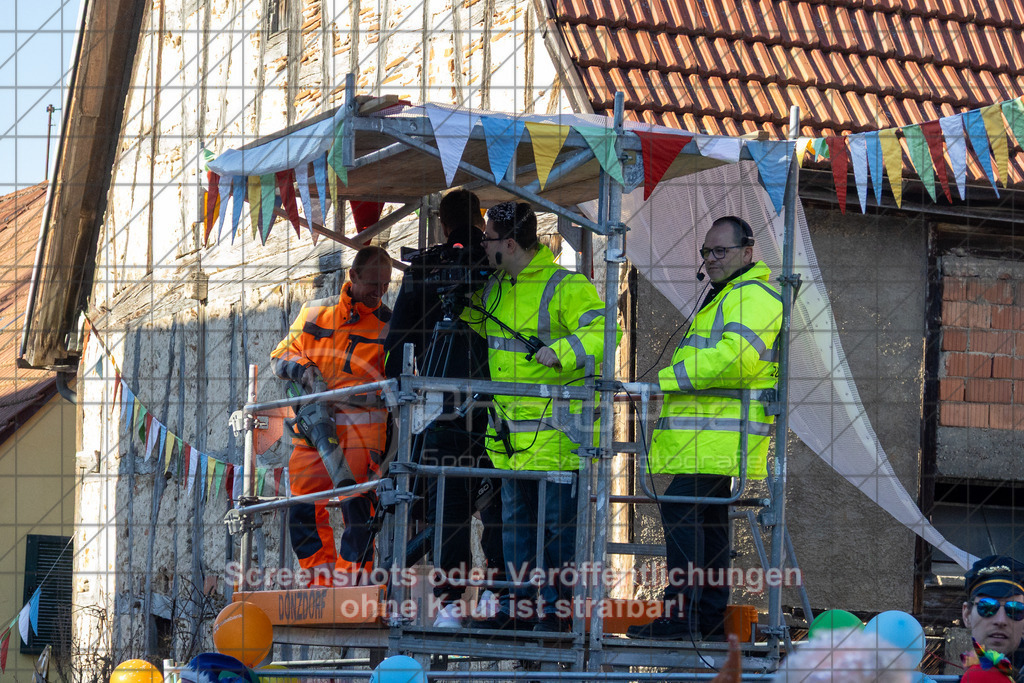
[962,555,1024,660]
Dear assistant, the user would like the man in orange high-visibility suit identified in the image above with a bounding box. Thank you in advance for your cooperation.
[271,246,393,587]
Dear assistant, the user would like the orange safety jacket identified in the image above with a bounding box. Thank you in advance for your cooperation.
[270,282,391,451]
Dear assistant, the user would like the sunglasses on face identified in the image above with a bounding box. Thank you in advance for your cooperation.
[975,597,1024,621]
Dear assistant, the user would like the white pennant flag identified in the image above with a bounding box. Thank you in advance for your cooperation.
[295,163,317,236]
[694,135,742,162]
[186,446,198,495]
[145,421,161,462]
[216,175,233,244]
[232,465,244,508]
[939,114,968,200]
[18,603,30,645]
[425,104,481,187]
[848,134,869,213]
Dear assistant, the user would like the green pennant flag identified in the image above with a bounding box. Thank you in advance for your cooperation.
[1002,98,1024,148]
[573,126,625,184]
[256,467,267,497]
[135,403,148,443]
[327,121,349,186]
[902,125,937,202]
[247,176,261,239]
[812,137,830,160]
[211,460,226,499]
[260,174,276,245]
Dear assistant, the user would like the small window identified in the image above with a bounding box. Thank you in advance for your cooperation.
[930,479,1024,572]
[21,535,73,656]
[266,0,290,36]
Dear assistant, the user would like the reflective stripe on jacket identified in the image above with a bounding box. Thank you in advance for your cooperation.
[464,247,621,471]
[648,261,782,478]
[271,282,391,449]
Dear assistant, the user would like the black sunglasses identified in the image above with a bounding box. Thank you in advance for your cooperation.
[975,597,1024,621]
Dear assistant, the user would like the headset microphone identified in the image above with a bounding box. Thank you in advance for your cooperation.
[696,262,705,281]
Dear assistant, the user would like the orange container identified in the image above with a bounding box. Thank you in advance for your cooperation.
[724,604,758,641]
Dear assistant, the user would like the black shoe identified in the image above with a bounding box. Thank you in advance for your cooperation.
[534,614,572,633]
[473,610,519,630]
[626,617,699,640]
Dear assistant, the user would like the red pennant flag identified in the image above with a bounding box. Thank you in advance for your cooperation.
[350,201,385,232]
[204,171,220,245]
[225,464,235,500]
[635,132,693,200]
[274,467,283,496]
[826,136,849,214]
[1,629,10,672]
[113,373,123,406]
[275,170,302,238]
[920,120,952,202]
[144,413,153,443]
[182,445,191,481]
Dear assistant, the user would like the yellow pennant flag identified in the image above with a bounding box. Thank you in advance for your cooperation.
[206,456,217,502]
[247,176,262,239]
[525,122,571,190]
[327,164,340,220]
[879,129,903,208]
[164,431,176,473]
[795,138,814,168]
[980,103,1008,187]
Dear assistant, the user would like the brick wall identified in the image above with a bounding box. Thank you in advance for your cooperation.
[939,270,1024,431]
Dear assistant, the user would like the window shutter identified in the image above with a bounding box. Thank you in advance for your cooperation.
[21,535,72,656]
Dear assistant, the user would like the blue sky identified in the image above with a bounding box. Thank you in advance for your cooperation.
[0,0,82,193]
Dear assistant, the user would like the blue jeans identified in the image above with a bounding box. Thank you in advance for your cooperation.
[660,474,731,633]
[500,474,577,618]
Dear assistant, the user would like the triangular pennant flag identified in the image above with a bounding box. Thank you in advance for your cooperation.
[135,402,148,443]
[0,629,9,672]
[903,125,937,202]
[574,125,625,184]
[1002,98,1024,148]
[939,114,968,200]
[259,174,276,244]
[232,466,244,508]
[247,176,262,239]
[276,169,302,238]
[231,176,246,243]
[825,136,850,213]
[164,431,176,473]
[204,171,220,246]
[879,129,903,208]
[425,105,481,186]
[18,603,30,645]
[965,109,999,194]
[811,137,830,160]
[216,175,233,244]
[282,468,290,496]
[29,586,40,636]
[145,417,160,461]
[212,460,225,497]
[795,137,814,168]
[746,140,794,213]
[180,444,191,484]
[120,385,134,434]
[91,357,103,377]
[295,163,316,239]
[525,122,572,190]
[112,373,123,408]
[225,464,235,502]
[274,467,284,496]
[920,120,951,202]
[256,467,267,497]
[186,446,199,495]
[199,454,208,500]
[327,163,340,227]
[634,131,692,200]
[480,115,525,182]
[206,457,218,502]
[312,156,328,242]
[350,201,385,232]
[327,120,349,186]
[157,426,167,468]
[981,103,1009,187]
[848,134,869,213]
[694,135,742,162]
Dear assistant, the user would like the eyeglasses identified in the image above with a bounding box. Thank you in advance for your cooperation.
[700,245,745,260]
[975,597,1024,621]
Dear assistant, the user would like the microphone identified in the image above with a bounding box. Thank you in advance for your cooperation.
[696,262,705,281]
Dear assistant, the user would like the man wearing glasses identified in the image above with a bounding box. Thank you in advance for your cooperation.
[628,216,782,641]
[962,555,1024,662]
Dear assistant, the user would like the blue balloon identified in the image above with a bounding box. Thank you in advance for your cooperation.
[863,610,926,668]
[181,653,259,683]
[370,655,426,683]
[911,672,936,683]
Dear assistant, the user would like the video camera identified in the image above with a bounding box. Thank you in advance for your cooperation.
[400,243,493,316]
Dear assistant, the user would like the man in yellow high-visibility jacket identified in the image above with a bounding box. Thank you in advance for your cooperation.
[628,216,782,641]
[466,201,620,632]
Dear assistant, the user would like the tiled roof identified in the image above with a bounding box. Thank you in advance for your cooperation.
[0,184,59,446]
[550,0,1024,186]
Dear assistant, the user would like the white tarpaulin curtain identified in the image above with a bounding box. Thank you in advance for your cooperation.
[618,161,975,570]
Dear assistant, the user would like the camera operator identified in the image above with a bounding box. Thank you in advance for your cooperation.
[383,189,504,628]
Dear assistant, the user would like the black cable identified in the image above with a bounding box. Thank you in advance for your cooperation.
[635,281,710,381]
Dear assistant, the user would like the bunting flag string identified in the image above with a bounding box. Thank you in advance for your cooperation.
[202,94,1024,244]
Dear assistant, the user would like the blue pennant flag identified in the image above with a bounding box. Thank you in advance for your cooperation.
[745,140,794,213]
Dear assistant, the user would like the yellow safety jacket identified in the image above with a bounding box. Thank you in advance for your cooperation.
[648,261,782,478]
[464,247,621,471]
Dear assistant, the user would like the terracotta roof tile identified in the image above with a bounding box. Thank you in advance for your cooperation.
[710,37,741,78]
[644,0,670,31]
[751,43,778,82]
[677,0,707,33]
[603,0,629,27]
[652,33,685,71]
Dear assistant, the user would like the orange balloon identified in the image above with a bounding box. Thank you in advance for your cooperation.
[212,601,274,667]
[111,659,163,683]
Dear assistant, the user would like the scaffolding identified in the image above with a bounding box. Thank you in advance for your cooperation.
[222,76,807,675]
